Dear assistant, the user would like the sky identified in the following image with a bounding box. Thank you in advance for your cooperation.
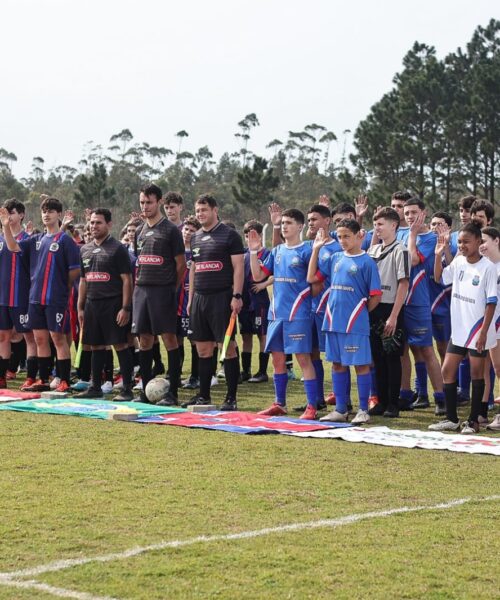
[1,0,498,178]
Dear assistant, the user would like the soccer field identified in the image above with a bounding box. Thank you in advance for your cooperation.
[1,353,499,600]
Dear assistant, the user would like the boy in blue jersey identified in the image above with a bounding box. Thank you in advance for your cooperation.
[391,191,411,241]
[240,220,271,383]
[0,199,37,389]
[308,219,382,424]
[0,198,80,392]
[331,201,373,249]
[249,209,318,420]
[398,199,445,413]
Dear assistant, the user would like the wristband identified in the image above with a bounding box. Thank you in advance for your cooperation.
[273,225,281,229]
[250,250,258,255]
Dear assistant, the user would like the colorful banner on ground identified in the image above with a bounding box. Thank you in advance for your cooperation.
[0,399,183,420]
[286,426,500,456]
[0,389,41,403]
[137,410,352,434]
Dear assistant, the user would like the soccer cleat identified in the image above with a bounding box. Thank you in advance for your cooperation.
[239,371,250,383]
[210,376,219,387]
[351,409,370,425]
[325,392,336,405]
[486,414,500,431]
[181,394,211,408]
[368,395,379,411]
[182,376,200,389]
[55,380,70,393]
[113,387,134,402]
[248,372,269,383]
[294,400,327,412]
[49,377,61,390]
[368,404,385,416]
[133,379,143,391]
[72,380,90,392]
[113,376,124,390]
[258,403,287,416]
[0,377,6,389]
[216,368,225,379]
[6,370,17,380]
[477,415,489,427]
[101,381,113,394]
[412,395,430,409]
[398,396,414,411]
[461,420,479,435]
[319,410,348,422]
[428,419,460,432]
[24,379,50,392]
[74,387,104,399]
[157,392,179,407]
[20,378,36,391]
[299,405,317,420]
[219,396,238,411]
[434,402,446,417]
[383,405,400,418]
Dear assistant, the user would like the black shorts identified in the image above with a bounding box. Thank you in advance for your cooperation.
[83,296,129,346]
[177,315,190,338]
[238,305,268,336]
[447,341,487,359]
[190,290,234,343]
[131,285,177,336]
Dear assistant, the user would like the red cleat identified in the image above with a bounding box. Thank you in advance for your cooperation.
[299,405,318,420]
[258,403,287,416]
[22,379,50,392]
[368,395,379,411]
[325,392,336,405]
[6,370,17,380]
[55,380,70,393]
[20,378,36,391]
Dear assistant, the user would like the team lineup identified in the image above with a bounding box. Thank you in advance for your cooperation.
[0,188,499,435]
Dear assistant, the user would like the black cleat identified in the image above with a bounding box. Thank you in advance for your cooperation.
[383,405,400,418]
[412,395,430,409]
[157,392,179,406]
[181,394,211,408]
[74,387,103,399]
[113,387,134,402]
[219,396,238,411]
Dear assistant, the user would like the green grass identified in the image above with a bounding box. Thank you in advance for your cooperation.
[0,346,499,599]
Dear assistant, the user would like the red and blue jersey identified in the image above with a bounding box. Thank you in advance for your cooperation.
[0,231,31,308]
[242,247,270,312]
[177,250,191,317]
[19,231,80,307]
[313,239,341,315]
[319,251,381,335]
[261,242,312,321]
[399,230,435,307]
[427,234,455,317]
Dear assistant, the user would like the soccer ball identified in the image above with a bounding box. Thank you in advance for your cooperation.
[145,378,170,404]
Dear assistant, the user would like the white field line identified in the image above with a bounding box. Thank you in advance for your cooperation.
[0,578,117,600]
[0,494,498,591]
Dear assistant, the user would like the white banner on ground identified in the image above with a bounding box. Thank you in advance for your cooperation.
[287,426,500,456]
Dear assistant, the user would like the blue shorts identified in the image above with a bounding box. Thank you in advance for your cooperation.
[0,305,31,333]
[238,305,268,336]
[312,313,326,352]
[432,313,451,343]
[28,303,71,334]
[404,305,433,347]
[325,332,372,366]
[265,318,312,354]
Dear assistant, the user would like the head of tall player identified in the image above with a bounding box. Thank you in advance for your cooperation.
[457,195,476,226]
[164,191,183,227]
[480,226,500,263]
[403,197,428,233]
[195,194,219,231]
[430,211,452,235]
[2,199,25,234]
[40,197,62,234]
[331,203,356,229]
[306,204,331,240]
[390,191,412,228]
[139,184,163,226]
[470,199,494,229]
[336,219,364,255]
[89,208,112,243]
[280,209,304,246]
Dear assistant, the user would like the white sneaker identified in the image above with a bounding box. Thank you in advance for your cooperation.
[486,414,500,431]
[101,381,113,394]
[216,369,225,379]
[319,410,348,423]
[49,377,61,390]
[210,376,219,387]
[461,421,479,434]
[133,380,143,391]
[181,376,191,385]
[351,409,370,425]
[113,376,124,391]
[428,420,460,432]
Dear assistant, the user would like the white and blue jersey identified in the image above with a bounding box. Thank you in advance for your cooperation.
[318,251,381,336]
[261,242,313,322]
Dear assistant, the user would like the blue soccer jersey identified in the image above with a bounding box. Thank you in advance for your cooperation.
[243,247,271,312]
[0,231,31,308]
[449,231,459,257]
[261,242,312,321]
[320,251,382,335]
[399,230,435,307]
[312,239,341,315]
[427,237,455,318]
[19,232,81,307]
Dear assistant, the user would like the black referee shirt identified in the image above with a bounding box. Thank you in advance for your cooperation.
[80,236,132,299]
[191,221,245,294]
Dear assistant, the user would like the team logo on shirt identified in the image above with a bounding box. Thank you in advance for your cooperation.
[290,256,300,267]
[195,261,223,272]
[49,243,59,252]
[83,258,91,267]
[192,247,200,257]
[86,272,111,282]
[138,255,164,265]
[92,247,101,254]
[472,275,480,286]
[201,235,211,241]
[145,231,155,237]
[349,265,358,274]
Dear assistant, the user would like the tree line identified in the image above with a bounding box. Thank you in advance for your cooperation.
[1,19,498,228]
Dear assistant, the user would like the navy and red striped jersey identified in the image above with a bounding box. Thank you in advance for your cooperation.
[0,231,31,308]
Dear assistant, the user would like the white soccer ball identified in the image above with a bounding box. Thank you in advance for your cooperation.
[145,378,170,404]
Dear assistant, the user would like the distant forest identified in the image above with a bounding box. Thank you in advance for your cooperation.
[1,19,499,228]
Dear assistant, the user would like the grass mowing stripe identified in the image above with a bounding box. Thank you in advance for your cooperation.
[0,578,116,600]
[2,494,498,582]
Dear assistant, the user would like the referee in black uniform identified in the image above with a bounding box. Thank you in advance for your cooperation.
[186,194,245,410]
[132,184,186,404]
[76,208,135,400]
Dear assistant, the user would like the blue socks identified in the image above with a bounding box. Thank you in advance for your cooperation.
[458,358,471,398]
[357,373,371,411]
[312,359,324,403]
[303,379,318,409]
[333,371,350,414]
[415,362,428,397]
[273,373,288,406]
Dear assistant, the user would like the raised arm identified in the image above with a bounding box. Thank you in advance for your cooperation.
[0,208,21,252]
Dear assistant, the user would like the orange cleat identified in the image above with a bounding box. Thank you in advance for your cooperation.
[55,380,70,393]
[258,403,287,416]
[299,405,318,420]
[20,378,36,391]
[325,392,336,405]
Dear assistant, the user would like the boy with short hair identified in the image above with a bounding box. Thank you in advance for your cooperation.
[163,191,184,229]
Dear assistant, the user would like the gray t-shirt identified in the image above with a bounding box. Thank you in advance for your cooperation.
[368,239,410,303]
